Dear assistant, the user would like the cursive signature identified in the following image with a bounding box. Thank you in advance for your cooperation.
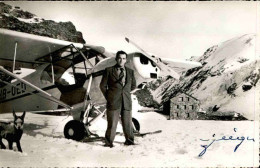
[199,128,255,157]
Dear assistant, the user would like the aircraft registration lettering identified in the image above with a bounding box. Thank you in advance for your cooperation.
[0,82,27,100]
[0,88,7,100]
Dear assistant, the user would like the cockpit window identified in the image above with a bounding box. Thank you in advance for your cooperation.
[60,69,75,85]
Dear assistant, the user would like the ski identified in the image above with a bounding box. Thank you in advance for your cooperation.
[135,130,162,137]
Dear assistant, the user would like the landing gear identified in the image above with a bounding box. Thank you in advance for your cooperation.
[132,118,140,132]
[64,120,85,141]
[64,118,141,141]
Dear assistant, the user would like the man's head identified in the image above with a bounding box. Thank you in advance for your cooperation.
[115,50,127,67]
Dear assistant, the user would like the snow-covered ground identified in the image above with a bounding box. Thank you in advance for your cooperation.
[0,110,258,167]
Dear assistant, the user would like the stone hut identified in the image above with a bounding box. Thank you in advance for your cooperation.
[164,92,200,120]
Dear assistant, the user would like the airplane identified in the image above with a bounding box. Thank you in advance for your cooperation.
[0,28,202,141]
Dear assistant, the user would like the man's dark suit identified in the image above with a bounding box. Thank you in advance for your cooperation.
[100,65,136,146]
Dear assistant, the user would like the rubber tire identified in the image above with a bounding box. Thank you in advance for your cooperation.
[64,120,85,141]
[132,118,140,132]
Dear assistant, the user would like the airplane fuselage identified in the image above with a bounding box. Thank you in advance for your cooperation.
[0,53,161,117]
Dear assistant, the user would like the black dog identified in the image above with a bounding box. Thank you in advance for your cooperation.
[0,111,26,152]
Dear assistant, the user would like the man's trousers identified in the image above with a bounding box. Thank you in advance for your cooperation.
[105,107,134,145]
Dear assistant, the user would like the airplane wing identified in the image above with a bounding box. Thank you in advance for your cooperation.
[0,28,105,69]
[159,57,202,74]
[0,28,106,111]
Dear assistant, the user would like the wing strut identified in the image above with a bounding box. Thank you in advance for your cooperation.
[70,44,97,121]
[48,46,55,84]
[70,44,94,68]
[0,66,71,109]
[70,44,94,109]
[12,42,18,72]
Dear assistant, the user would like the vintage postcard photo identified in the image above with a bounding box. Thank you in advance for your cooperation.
[0,1,259,167]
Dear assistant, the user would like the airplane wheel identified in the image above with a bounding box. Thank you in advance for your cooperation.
[132,118,140,132]
[64,120,85,141]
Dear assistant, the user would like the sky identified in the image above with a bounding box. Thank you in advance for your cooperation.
[5,1,259,60]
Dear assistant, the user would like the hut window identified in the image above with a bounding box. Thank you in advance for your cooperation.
[189,105,194,110]
[186,97,190,101]
[176,105,179,109]
[183,105,186,110]
[178,97,183,102]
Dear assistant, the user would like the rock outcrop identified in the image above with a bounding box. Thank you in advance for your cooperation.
[0,2,85,43]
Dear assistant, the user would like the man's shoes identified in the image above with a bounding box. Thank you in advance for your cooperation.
[104,143,114,148]
[124,141,135,146]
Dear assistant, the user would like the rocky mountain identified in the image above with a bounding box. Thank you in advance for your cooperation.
[0,2,85,43]
[136,34,259,120]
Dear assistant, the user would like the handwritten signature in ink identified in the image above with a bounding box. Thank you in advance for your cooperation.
[199,128,255,157]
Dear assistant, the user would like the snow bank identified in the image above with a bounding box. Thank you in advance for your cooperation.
[0,112,258,167]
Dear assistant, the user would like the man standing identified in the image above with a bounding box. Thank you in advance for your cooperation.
[100,50,136,148]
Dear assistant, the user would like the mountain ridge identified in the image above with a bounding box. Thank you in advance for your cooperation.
[0,2,85,44]
[136,34,259,120]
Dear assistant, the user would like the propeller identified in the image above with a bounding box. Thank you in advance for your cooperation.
[125,37,180,80]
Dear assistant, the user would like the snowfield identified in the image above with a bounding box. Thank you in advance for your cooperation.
[0,111,258,167]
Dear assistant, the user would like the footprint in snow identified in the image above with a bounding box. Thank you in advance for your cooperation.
[177,149,188,154]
